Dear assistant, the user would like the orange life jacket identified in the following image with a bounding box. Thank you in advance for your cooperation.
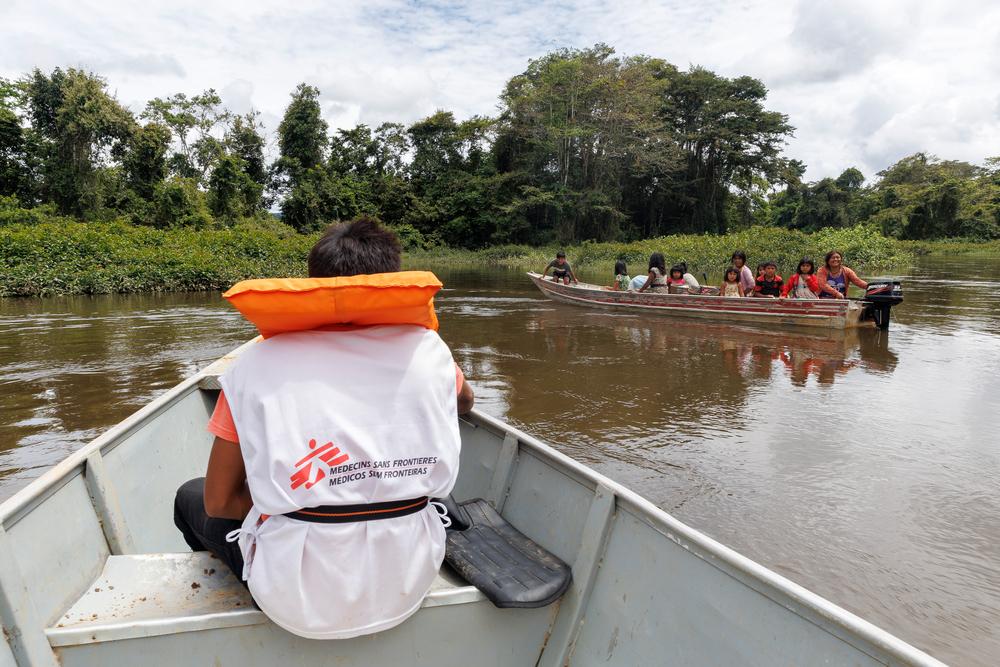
[223,271,442,338]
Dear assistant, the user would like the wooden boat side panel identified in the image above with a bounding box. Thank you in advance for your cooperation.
[53,600,558,667]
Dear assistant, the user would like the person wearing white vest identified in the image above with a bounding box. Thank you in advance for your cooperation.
[173,217,474,639]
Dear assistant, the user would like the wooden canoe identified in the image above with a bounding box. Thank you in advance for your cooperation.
[0,340,943,666]
[528,272,872,329]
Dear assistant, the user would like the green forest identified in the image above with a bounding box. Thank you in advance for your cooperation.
[2,44,998,249]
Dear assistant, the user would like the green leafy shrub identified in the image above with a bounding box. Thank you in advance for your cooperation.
[389,223,428,251]
[152,177,214,229]
[0,220,317,296]
[0,217,932,298]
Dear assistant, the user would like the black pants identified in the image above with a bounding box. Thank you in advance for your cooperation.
[173,477,246,582]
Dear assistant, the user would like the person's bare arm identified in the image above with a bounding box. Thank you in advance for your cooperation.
[204,437,252,520]
[847,268,868,291]
[541,264,551,278]
[638,270,654,293]
[457,379,475,415]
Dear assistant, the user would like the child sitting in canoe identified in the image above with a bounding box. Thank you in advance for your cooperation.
[613,259,631,291]
[541,251,578,285]
[781,257,820,299]
[721,267,744,297]
[667,264,689,287]
[678,262,701,289]
[638,252,669,292]
[753,261,784,298]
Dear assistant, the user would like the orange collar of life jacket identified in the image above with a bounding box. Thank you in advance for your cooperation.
[223,271,442,338]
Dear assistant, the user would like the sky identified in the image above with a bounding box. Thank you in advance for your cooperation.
[2,0,999,181]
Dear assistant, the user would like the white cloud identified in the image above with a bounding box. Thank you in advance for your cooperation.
[1,0,997,180]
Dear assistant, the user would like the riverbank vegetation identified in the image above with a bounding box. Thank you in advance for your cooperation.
[1,219,910,296]
[1,45,998,295]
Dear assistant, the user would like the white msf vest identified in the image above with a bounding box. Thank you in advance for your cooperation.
[220,325,461,639]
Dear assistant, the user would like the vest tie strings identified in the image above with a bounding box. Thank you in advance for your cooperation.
[226,507,263,581]
[429,500,451,528]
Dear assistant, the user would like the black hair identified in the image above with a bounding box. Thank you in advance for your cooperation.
[670,264,685,278]
[614,259,627,276]
[723,266,740,282]
[762,260,777,269]
[307,216,402,278]
[731,250,747,264]
[824,249,843,269]
[678,261,688,274]
[797,257,815,275]
[648,252,666,273]
[556,251,566,258]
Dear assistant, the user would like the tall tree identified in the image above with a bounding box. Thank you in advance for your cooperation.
[659,68,793,234]
[142,90,229,181]
[495,46,687,243]
[22,68,135,216]
[225,112,267,210]
[276,84,326,173]
[274,84,329,229]
[870,154,988,239]
[0,78,28,199]
[123,122,170,200]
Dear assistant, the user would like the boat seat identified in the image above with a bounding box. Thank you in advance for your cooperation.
[45,552,485,648]
[443,498,572,608]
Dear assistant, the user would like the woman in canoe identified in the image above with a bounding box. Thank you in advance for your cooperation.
[817,250,867,299]
[730,251,755,296]
[638,252,669,292]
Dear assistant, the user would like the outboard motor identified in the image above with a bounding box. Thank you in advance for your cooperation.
[861,278,903,329]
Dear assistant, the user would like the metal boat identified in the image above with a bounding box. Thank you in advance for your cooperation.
[528,272,903,329]
[0,340,942,666]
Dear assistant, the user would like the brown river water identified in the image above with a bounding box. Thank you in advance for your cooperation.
[1,257,999,665]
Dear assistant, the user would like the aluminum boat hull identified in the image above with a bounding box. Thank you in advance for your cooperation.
[0,340,943,666]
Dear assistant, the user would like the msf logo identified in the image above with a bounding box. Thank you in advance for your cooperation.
[290,439,349,491]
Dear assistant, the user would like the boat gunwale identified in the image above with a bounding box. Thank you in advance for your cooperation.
[527,271,855,312]
[467,409,945,667]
